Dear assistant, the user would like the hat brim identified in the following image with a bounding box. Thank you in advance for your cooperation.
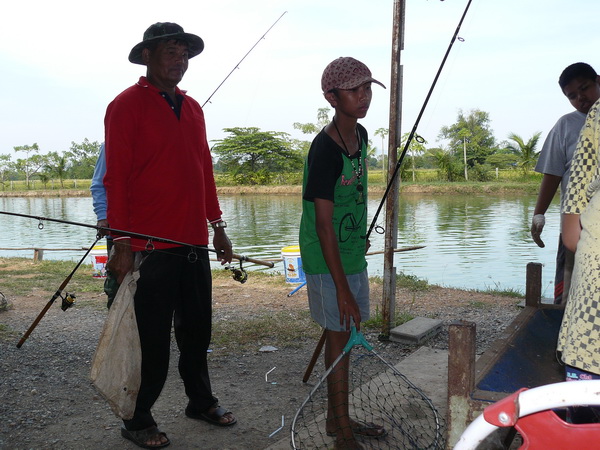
[337,77,386,91]
[129,32,204,65]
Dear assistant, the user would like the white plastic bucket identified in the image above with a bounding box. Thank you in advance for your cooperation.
[90,244,108,278]
[281,245,305,284]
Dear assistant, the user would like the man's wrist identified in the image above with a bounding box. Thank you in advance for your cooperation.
[210,220,227,229]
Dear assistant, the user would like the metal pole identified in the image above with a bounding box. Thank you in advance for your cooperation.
[381,0,405,337]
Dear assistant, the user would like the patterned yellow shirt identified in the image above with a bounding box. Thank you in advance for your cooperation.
[563,101,600,215]
[558,99,600,374]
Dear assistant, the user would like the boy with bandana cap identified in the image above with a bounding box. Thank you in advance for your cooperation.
[299,57,387,448]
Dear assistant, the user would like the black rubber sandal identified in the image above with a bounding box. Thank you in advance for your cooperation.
[185,405,237,427]
[121,426,170,449]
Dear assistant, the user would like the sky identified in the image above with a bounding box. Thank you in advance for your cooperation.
[2,0,600,159]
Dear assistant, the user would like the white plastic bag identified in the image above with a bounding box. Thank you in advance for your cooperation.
[90,270,141,419]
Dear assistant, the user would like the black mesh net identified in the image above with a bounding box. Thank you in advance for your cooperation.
[291,340,446,449]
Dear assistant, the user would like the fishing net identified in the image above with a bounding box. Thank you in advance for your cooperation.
[291,328,446,449]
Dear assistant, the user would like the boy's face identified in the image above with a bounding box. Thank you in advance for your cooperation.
[326,82,373,119]
[562,76,600,114]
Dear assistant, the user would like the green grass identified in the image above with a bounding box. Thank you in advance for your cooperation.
[1,170,544,195]
[1,179,91,192]
[0,257,287,297]
[0,257,105,295]
[211,266,288,287]
[362,306,414,330]
[211,310,321,355]
[478,286,524,298]
[0,258,109,315]
[370,272,431,292]
[0,257,523,351]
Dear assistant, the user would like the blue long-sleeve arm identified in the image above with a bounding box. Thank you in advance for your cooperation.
[90,143,107,221]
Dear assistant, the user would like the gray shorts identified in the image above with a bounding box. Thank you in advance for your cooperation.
[306,269,370,331]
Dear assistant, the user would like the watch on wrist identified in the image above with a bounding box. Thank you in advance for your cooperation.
[211,220,227,229]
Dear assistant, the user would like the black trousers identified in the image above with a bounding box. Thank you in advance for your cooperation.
[123,246,217,431]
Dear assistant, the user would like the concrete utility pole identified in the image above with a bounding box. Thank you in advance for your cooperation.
[381,0,405,337]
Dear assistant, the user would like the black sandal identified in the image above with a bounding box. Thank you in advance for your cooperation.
[185,404,237,427]
[121,425,170,449]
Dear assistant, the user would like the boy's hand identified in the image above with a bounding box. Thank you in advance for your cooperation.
[337,288,362,332]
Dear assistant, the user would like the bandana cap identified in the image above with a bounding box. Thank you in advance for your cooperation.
[321,57,386,93]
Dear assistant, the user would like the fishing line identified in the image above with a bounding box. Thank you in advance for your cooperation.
[202,11,287,108]
[0,210,274,279]
[367,0,474,240]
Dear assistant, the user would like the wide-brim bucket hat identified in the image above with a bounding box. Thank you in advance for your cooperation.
[129,22,204,65]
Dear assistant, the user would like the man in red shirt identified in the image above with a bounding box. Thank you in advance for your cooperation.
[104,22,236,448]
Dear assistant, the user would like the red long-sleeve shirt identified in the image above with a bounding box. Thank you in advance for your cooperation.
[104,76,222,250]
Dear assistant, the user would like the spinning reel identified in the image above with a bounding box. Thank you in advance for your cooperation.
[60,292,76,311]
[225,260,248,284]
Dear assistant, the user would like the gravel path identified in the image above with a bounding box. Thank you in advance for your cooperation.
[0,280,521,449]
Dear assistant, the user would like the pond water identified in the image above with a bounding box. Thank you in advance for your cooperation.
[0,193,560,295]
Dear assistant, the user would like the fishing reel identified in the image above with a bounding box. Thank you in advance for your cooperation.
[225,261,248,284]
[60,292,76,311]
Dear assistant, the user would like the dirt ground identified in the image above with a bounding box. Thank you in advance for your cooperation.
[0,276,520,449]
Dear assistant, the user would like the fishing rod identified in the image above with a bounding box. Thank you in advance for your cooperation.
[202,11,287,108]
[0,210,274,269]
[16,237,101,348]
[367,0,474,240]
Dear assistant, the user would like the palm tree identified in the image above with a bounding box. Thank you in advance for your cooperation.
[429,147,458,182]
[46,152,69,188]
[505,132,542,174]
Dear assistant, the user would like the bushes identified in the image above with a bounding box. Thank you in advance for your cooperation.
[469,163,493,182]
[214,171,302,186]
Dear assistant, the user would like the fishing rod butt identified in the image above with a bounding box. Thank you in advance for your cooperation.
[233,252,274,268]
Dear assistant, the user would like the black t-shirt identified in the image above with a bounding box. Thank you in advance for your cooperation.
[303,123,368,202]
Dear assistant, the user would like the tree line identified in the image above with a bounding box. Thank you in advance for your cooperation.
[1,108,542,188]
[0,139,101,189]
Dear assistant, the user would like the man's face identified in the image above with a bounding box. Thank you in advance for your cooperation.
[563,76,600,114]
[144,39,189,89]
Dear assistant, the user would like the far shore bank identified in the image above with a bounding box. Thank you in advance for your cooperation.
[0,182,539,198]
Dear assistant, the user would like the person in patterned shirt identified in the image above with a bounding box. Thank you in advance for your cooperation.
[558,97,600,423]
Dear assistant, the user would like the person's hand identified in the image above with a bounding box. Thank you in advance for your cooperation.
[365,238,371,254]
[212,229,233,265]
[96,219,109,237]
[337,287,362,332]
[531,214,546,248]
[106,238,133,284]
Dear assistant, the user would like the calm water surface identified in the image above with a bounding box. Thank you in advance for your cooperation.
[0,194,560,295]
